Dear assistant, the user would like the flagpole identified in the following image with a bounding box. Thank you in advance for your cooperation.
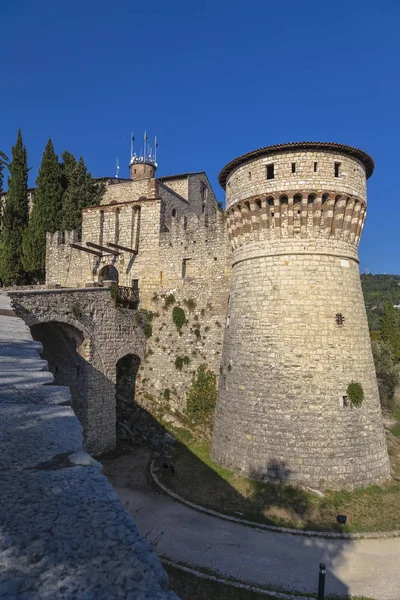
[154,136,157,163]
[130,132,133,159]
[144,130,147,162]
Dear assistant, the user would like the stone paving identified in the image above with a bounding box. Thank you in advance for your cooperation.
[0,293,177,599]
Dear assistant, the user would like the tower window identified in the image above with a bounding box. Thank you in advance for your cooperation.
[172,209,176,217]
[266,164,275,180]
[335,162,341,178]
[314,162,318,172]
[291,163,296,174]
[201,183,208,201]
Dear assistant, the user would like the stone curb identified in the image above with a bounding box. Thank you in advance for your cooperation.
[161,558,312,600]
[150,460,400,540]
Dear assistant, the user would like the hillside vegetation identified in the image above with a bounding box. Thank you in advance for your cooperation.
[361,273,400,331]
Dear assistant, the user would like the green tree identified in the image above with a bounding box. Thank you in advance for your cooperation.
[0,130,29,285]
[380,295,400,361]
[372,341,400,412]
[22,139,63,281]
[0,150,9,231]
[61,152,104,234]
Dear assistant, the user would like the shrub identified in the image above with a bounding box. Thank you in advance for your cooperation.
[71,303,83,319]
[109,283,118,300]
[172,306,188,330]
[163,388,171,400]
[372,341,400,412]
[136,309,153,339]
[175,355,191,371]
[346,381,364,407]
[186,364,217,425]
[194,328,201,341]
[183,298,197,311]
[164,294,176,309]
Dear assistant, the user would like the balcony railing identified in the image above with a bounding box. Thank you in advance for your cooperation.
[111,285,139,309]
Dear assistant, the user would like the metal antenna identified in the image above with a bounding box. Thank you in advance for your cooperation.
[144,130,147,162]
[130,132,134,159]
[154,136,157,164]
[115,157,120,178]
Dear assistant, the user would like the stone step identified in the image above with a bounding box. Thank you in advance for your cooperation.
[0,371,54,387]
[0,357,48,371]
[0,404,84,471]
[0,341,43,355]
[0,385,71,405]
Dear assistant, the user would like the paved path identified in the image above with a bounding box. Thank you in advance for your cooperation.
[103,450,400,600]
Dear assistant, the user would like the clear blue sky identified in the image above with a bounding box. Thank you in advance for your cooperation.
[1,0,399,273]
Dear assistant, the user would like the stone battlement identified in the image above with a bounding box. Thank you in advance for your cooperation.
[227,190,366,249]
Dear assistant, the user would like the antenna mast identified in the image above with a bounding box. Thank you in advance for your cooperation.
[115,157,120,179]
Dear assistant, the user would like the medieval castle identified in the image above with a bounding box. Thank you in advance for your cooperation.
[20,141,390,489]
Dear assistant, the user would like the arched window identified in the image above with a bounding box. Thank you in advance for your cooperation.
[293,194,302,215]
[280,195,288,204]
[322,193,329,205]
[172,209,177,217]
[255,199,262,209]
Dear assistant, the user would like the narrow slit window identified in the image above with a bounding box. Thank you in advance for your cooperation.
[335,162,341,178]
[291,163,296,174]
[314,162,318,172]
[266,164,275,180]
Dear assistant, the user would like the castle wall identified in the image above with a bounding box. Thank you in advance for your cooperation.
[136,212,231,415]
[100,178,157,205]
[159,176,189,200]
[212,145,390,489]
[225,150,367,210]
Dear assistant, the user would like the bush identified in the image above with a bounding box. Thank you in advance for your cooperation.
[194,328,201,341]
[372,341,400,412]
[175,355,191,371]
[186,364,217,425]
[164,294,176,309]
[346,381,364,407]
[163,388,170,400]
[172,306,188,330]
[183,298,196,311]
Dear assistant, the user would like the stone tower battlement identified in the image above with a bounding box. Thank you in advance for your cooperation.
[221,142,371,252]
[211,142,390,490]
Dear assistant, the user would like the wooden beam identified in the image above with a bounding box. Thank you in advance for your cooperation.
[86,241,120,256]
[70,243,103,257]
[106,242,138,254]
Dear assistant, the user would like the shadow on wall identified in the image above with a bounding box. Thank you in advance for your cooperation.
[32,324,351,599]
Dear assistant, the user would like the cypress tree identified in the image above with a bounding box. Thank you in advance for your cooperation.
[0,130,29,285]
[0,150,9,231]
[22,139,63,282]
[380,295,400,361]
[61,152,104,234]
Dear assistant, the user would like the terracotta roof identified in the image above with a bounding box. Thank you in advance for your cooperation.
[218,142,374,188]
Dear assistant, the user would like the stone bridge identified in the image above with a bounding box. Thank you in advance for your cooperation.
[8,287,146,455]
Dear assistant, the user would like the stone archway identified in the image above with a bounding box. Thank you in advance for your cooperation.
[30,321,89,434]
[98,264,119,285]
[115,354,141,439]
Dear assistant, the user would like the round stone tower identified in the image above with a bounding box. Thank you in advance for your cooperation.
[211,142,390,489]
[129,157,157,180]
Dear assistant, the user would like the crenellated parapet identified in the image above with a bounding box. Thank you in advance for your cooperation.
[226,190,366,249]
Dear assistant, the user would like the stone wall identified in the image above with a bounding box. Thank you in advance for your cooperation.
[136,212,231,415]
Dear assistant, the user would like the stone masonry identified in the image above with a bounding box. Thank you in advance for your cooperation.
[211,142,390,489]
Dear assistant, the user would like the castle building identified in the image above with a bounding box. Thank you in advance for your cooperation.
[43,140,389,489]
[211,142,390,489]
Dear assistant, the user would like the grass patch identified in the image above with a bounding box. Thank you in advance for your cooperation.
[165,562,374,600]
[158,438,400,533]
